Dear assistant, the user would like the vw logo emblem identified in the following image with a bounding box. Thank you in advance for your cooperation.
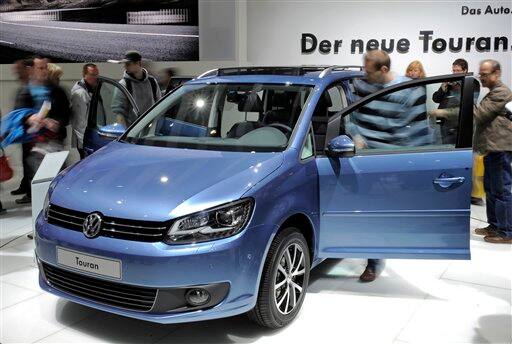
[83,213,102,238]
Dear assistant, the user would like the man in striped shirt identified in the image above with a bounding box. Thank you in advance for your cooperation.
[347,50,432,150]
[347,50,432,282]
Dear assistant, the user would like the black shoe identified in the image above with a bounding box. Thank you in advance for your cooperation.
[484,235,512,244]
[15,195,31,204]
[359,266,377,283]
[471,197,485,206]
[11,187,28,196]
[475,225,498,236]
[0,208,6,215]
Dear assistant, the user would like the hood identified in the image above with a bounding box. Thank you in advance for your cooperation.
[70,80,82,93]
[51,141,283,221]
[71,79,92,97]
[123,68,149,83]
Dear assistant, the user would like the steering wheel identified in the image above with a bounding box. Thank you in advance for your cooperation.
[267,123,293,135]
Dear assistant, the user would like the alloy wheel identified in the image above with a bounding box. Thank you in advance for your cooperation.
[273,243,306,315]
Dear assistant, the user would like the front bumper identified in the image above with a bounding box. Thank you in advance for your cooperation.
[35,213,272,324]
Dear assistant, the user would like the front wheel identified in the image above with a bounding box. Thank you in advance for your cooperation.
[248,228,311,328]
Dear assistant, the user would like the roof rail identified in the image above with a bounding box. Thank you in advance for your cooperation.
[319,65,364,78]
[195,65,363,79]
[195,69,218,79]
[217,66,318,76]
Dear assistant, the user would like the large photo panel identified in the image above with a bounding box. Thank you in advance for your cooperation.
[0,0,199,63]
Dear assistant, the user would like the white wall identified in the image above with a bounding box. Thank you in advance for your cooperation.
[2,0,511,115]
[246,0,512,85]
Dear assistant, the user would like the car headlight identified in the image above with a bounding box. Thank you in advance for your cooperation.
[165,198,254,244]
[43,189,51,221]
[43,179,58,221]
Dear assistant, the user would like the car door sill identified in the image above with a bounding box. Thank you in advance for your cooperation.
[318,248,470,260]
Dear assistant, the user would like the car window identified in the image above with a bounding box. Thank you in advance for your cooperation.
[162,87,213,127]
[326,86,344,112]
[94,81,135,128]
[301,129,314,160]
[342,78,473,154]
[124,83,313,152]
[312,85,345,154]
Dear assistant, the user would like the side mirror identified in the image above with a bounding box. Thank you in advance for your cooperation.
[325,135,355,158]
[505,101,512,121]
[98,123,126,139]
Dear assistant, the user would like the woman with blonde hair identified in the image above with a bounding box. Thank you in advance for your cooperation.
[405,60,426,79]
[47,63,63,85]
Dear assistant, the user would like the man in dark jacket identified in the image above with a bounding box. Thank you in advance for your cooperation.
[473,60,512,244]
[15,56,70,204]
[431,58,468,145]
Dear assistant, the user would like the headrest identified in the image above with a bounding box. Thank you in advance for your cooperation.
[264,110,289,124]
[318,92,333,108]
[238,92,263,112]
[312,92,333,118]
[226,90,243,103]
[271,92,292,108]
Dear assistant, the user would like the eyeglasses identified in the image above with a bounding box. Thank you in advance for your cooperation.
[478,72,494,78]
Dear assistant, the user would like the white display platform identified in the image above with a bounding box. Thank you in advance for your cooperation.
[31,151,69,231]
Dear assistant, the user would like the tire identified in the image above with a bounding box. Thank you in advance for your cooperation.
[248,227,311,328]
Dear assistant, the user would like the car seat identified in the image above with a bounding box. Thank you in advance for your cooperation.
[226,92,264,138]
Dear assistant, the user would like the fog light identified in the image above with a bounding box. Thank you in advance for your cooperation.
[185,288,211,307]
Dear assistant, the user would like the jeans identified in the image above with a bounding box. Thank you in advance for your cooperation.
[483,151,512,238]
[17,142,32,193]
[367,259,385,274]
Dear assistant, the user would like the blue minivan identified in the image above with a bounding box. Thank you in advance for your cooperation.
[36,66,476,328]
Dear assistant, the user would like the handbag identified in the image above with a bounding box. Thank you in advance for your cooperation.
[0,148,13,182]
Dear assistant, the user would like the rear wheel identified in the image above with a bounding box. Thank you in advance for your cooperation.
[248,227,311,328]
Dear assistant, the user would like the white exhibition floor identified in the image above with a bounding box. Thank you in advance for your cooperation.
[0,145,511,344]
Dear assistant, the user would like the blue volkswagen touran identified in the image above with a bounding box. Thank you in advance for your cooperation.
[36,66,476,328]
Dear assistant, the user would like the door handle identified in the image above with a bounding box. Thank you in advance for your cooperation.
[433,174,465,189]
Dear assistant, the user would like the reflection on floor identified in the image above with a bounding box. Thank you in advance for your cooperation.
[1,145,511,344]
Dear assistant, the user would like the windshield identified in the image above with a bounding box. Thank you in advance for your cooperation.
[123,83,313,152]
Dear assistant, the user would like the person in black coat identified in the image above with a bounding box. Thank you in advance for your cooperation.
[14,57,70,204]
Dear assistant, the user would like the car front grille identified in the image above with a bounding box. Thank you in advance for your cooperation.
[42,263,157,312]
[47,204,168,242]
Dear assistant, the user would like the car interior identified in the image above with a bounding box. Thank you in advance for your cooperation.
[130,84,312,149]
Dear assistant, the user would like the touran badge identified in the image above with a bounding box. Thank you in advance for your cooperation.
[83,213,103,238]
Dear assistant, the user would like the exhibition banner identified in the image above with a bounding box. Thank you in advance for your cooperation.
[247,0,511,85]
